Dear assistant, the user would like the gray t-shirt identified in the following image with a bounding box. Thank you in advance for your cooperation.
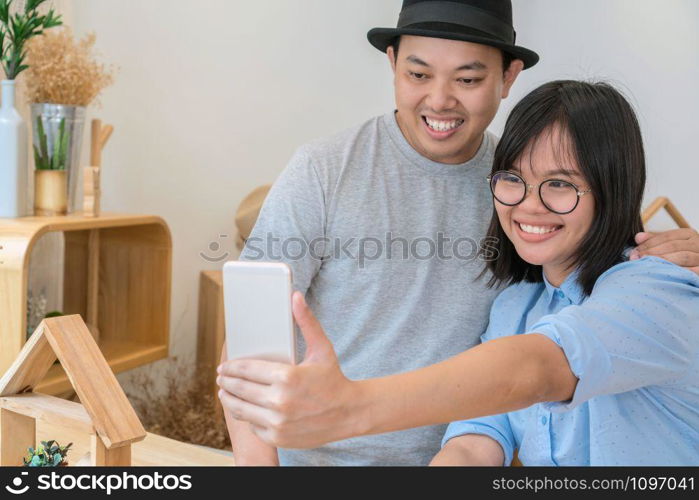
[240,112,502,465]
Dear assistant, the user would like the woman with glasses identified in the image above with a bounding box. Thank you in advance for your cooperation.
[218,81,699,465]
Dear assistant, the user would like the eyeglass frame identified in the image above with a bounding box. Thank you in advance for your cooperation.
[486,170,592,215]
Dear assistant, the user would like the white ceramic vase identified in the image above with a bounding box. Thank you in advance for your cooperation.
[0,80,29,217]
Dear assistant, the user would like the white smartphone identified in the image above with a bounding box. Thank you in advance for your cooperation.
[222,261,297,364]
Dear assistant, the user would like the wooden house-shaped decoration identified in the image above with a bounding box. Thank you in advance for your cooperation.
[642,196,691,228]
[0,315,146,466]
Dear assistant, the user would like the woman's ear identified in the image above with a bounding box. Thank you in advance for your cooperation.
[502,59,524,99]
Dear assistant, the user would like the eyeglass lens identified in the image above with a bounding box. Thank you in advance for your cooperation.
[490,171,580,214]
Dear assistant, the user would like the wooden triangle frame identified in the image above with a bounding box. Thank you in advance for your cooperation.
[642,196,691,228]
[0,315,146,466]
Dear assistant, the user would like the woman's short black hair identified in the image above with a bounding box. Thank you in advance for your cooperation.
[482,80,646,296]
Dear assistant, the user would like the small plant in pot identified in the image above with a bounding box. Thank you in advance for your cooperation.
[33,115,70,215]
[23,440,72,467]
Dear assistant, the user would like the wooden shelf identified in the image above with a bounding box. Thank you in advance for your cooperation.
[0,213,172,394]
[196,270,224,397]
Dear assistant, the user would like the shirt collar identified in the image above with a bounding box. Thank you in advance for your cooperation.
[543,268,586,305]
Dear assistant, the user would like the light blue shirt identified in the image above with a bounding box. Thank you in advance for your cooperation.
[443,256,699,465]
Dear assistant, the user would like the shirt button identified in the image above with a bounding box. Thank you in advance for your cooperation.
[541,416,548,425]
[555,290,564,299]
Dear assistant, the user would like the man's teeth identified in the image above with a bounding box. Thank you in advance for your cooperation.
[425,117,463,132]
[519,223,560,235]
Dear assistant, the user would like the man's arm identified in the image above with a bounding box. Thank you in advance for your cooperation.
[430,435,505,466]
[220,343,279,466]
[225,146,328,462]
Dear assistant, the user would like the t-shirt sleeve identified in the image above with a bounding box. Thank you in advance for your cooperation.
[239,146,327,295]
[442,413,516,466]
[528,257,699,412]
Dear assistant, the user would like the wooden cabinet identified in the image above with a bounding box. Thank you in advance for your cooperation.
[0,213,172,395]
[196,270,225,397]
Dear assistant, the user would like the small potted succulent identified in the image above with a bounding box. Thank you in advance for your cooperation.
[23,440,73,467]
[33,114,70,214]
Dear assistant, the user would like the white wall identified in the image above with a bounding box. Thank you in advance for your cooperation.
[64,0,402,390]
[60,1,697,390]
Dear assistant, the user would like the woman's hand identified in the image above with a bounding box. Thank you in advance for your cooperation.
[217,292,363,449]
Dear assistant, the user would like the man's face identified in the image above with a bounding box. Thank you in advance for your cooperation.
[388,35,522,164]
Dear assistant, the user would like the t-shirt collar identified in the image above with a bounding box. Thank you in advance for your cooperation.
[382,111,492,176]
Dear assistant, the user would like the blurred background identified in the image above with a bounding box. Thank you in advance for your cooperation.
[22,0,699,401]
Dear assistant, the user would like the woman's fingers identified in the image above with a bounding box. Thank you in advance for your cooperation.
[218,388,277,428]
[218,358,288,385]
[217,375,275,409]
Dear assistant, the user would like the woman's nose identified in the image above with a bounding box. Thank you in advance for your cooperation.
[518,184,549,213]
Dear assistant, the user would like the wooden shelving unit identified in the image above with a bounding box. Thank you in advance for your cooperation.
[0,213,172,395]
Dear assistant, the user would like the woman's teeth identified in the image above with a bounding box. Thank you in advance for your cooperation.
[518,223,561,235]
[425,117,464,132]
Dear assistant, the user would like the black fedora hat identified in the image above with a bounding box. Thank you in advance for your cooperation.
[367,0,539,69]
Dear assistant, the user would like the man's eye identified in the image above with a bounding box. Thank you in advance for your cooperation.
[409,72,427,80]
[459,78,479,85]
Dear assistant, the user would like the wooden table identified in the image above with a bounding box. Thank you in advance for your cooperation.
[36,419,235,466]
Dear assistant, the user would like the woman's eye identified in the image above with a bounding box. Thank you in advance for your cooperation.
[547,180,569,189]
[503,175,523,184]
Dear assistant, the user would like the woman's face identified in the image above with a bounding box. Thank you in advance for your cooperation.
[494,125,596,286]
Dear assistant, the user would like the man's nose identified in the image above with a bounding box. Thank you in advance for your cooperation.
[426,80,457,111]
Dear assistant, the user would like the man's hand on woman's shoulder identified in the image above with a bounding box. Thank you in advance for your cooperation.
[630,229,699,275]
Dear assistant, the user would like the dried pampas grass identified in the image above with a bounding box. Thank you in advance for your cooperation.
[124,358,232,451]
[24,27,115,107]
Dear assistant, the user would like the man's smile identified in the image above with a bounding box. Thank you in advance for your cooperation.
[421,115,465,140]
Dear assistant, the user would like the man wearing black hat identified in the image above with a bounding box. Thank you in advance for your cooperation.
[220,0,699,466]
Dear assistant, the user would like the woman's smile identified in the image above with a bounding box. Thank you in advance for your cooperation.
[513,220,564,243]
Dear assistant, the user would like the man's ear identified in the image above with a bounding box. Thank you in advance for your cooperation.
[501,59,524,99]
[387,46,397,74]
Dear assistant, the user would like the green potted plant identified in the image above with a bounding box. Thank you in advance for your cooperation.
[33,113,69,214]
[23,440,72,467]
[24,27,114,215]
[0,0,62,217]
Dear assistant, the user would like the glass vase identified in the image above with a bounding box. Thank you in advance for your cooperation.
[31,103,86,215]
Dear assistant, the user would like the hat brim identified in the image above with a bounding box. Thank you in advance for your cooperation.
[367,27,539,69]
